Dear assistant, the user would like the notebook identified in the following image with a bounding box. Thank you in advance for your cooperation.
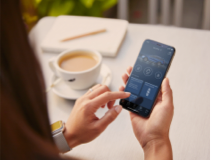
[41,16,128,57]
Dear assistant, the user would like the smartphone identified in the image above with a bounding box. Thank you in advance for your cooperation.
[119,39,175,117]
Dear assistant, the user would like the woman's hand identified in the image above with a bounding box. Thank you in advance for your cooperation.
[120,66,174,160]
[64,84,130,148]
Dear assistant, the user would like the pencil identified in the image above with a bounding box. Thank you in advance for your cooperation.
[61,29,106,42]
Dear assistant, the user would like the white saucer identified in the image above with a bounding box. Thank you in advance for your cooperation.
[50,64,112,100]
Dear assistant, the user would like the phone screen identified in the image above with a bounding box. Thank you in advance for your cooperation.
[120,39,175,117]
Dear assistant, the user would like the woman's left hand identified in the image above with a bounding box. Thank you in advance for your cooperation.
[64,84,130,148]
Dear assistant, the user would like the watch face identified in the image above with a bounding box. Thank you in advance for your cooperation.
[51,121,63,133]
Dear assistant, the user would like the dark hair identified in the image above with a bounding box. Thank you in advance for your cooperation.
[0,0,61,159]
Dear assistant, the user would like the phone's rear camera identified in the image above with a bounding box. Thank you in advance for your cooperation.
[157,43,161,46]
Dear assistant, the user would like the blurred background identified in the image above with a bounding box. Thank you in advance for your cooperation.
[21,0,210,32]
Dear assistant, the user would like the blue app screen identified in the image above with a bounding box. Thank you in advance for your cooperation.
[124,40,174,111]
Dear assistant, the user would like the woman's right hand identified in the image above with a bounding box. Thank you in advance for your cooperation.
[120,66,174,160]
[64,84,130,149]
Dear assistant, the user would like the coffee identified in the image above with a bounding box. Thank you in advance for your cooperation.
[59,52,98,72]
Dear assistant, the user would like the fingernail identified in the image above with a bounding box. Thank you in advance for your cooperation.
[115,105,122,113]
[125,92,131,96]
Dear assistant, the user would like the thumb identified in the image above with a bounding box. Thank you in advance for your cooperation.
[96,105,122,129]
[161,78,173,105]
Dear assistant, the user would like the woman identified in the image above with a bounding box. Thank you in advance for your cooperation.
[1,0,174,159]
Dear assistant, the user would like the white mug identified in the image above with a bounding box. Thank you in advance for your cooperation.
[48,49,102,90]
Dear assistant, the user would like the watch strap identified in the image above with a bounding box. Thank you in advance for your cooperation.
[53,131,71,153]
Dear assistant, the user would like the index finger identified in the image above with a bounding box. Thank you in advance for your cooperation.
[90,91,130,111]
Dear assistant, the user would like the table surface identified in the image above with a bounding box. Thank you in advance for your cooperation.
[29,17,210,160]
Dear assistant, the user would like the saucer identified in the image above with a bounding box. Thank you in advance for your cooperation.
[50,64,112,100]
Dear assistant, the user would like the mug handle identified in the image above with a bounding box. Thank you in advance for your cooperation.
[48,57,58,76]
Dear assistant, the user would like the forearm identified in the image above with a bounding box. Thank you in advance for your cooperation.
[143,138,173,160]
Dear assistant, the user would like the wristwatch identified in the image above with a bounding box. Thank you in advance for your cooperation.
[51,120,71,153]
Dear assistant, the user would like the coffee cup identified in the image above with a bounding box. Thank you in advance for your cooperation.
[48,49,102,90]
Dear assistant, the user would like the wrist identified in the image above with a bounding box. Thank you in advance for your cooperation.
[63,125,81,149]
[143,137,170,150]
[143,137,173,160]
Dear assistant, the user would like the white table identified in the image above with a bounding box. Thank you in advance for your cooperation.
[30,17,210,160]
